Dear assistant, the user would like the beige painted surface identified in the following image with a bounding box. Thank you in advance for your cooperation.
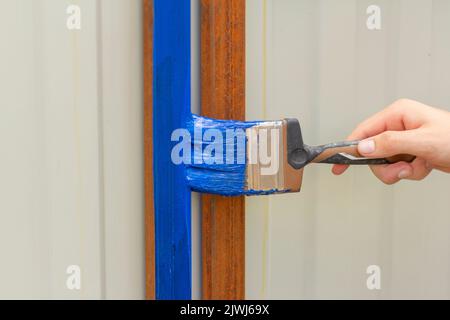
[0,0,144,299]
[2,0,449,301]
[246,0,450,299]
[99,0,145,299]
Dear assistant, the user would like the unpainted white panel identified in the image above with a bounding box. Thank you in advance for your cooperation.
[0,0,146,299]
[100,0,145,299]
[0,0,103,299]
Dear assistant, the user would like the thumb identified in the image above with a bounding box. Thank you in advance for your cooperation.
[357,130,421,158]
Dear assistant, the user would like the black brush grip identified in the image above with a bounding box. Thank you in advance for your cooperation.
[286,118,308,170]
[319,154,391,165]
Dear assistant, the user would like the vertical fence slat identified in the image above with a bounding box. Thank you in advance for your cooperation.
[201,0,246,300]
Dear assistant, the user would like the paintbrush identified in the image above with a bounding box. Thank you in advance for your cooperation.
[179,115,415,196]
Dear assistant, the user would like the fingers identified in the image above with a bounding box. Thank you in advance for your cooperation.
[428,164,450,174]
[347,99,426,141]
[369,158,431,185]
[332,164,349,175]
[332,129,421,176]
[348,107,404,141]
[331,99,435,178]
[369,163,411,185]
[408,158,432,180]
[357,129,427,159]
[333,158,432,184]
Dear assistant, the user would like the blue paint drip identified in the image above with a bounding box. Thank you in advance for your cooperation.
[185,115,283,196]
[153,0,191,299]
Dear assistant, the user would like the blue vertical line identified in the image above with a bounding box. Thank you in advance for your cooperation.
[153,0,191,299]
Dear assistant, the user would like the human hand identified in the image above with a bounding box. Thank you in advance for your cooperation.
[332,99,450,184]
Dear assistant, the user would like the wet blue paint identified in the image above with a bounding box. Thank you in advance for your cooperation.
[185,115,283,196]
[153,0,191,299]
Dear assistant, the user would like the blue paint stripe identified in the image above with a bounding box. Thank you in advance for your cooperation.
[153,0,191,299]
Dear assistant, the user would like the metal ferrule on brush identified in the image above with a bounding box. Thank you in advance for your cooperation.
[245,121,303,194]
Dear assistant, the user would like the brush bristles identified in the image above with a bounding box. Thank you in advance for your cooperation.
[181,115,275,195]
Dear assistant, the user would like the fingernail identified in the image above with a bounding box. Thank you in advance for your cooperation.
[398,169,412,179]
[358,140,375,154]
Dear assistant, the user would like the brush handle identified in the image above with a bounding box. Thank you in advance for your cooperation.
[284,119,415,170]
[310,141,416,165]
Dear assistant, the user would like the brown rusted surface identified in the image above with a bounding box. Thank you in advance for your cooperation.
[143,0,155,300]
[201,0,246,300]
